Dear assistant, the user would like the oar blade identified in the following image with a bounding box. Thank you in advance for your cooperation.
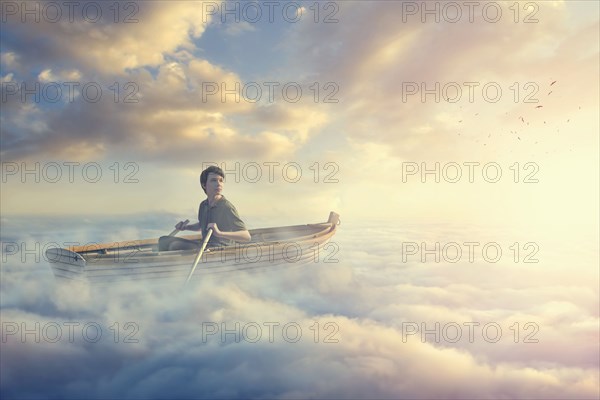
[185,229,213,284]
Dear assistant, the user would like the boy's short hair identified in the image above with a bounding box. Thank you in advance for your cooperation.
[200,166,225,193]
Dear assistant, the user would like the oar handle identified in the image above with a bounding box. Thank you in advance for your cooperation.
[169,219,190,236]
[185,229,213,284]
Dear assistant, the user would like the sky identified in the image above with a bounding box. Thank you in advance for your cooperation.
[1,1,599,399]
[0,0,597,226]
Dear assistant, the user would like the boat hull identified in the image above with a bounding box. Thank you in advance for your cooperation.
[46,212,340,283]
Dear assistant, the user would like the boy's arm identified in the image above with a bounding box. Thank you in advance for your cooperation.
[207,223,251,242]
[176,220,202,232]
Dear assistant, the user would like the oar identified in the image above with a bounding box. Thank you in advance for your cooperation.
[168,219,190,236]
[185,228,213,285]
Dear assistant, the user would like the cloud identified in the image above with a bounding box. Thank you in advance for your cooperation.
[1,2,212,76]
[1,216,598,399]
[2,10,328,164]
[223,21,257,37]
[6,1,594,169]
[278,1,599,160]
[1,2,598,395]
[0,57,313,163]
[38,68,82,83]
[0,51,19,69]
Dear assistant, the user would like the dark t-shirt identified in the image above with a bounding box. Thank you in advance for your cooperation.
[198,196,247,247]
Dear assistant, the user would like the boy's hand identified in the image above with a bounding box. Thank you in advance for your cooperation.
[206,223,221,236]
[176,220,189,230]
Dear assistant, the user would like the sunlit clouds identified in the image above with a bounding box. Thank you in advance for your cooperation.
[1,1,598,398]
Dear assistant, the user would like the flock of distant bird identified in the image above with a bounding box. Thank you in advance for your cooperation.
[513,80,556,130]
[453,79,581,152]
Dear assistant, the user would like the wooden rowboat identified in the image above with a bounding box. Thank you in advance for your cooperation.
[46,212,340,283]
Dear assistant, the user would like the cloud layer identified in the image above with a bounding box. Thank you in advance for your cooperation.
[1,216,598,399]
[1,2,599,397]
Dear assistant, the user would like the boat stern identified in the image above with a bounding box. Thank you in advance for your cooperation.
[45,248,86,281]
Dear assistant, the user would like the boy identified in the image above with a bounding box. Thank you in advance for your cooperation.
[159,166,251,251]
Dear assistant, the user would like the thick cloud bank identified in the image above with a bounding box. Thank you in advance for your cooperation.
[1,215,598,399]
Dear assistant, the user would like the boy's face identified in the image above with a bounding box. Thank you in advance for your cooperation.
[204,172,224,197]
